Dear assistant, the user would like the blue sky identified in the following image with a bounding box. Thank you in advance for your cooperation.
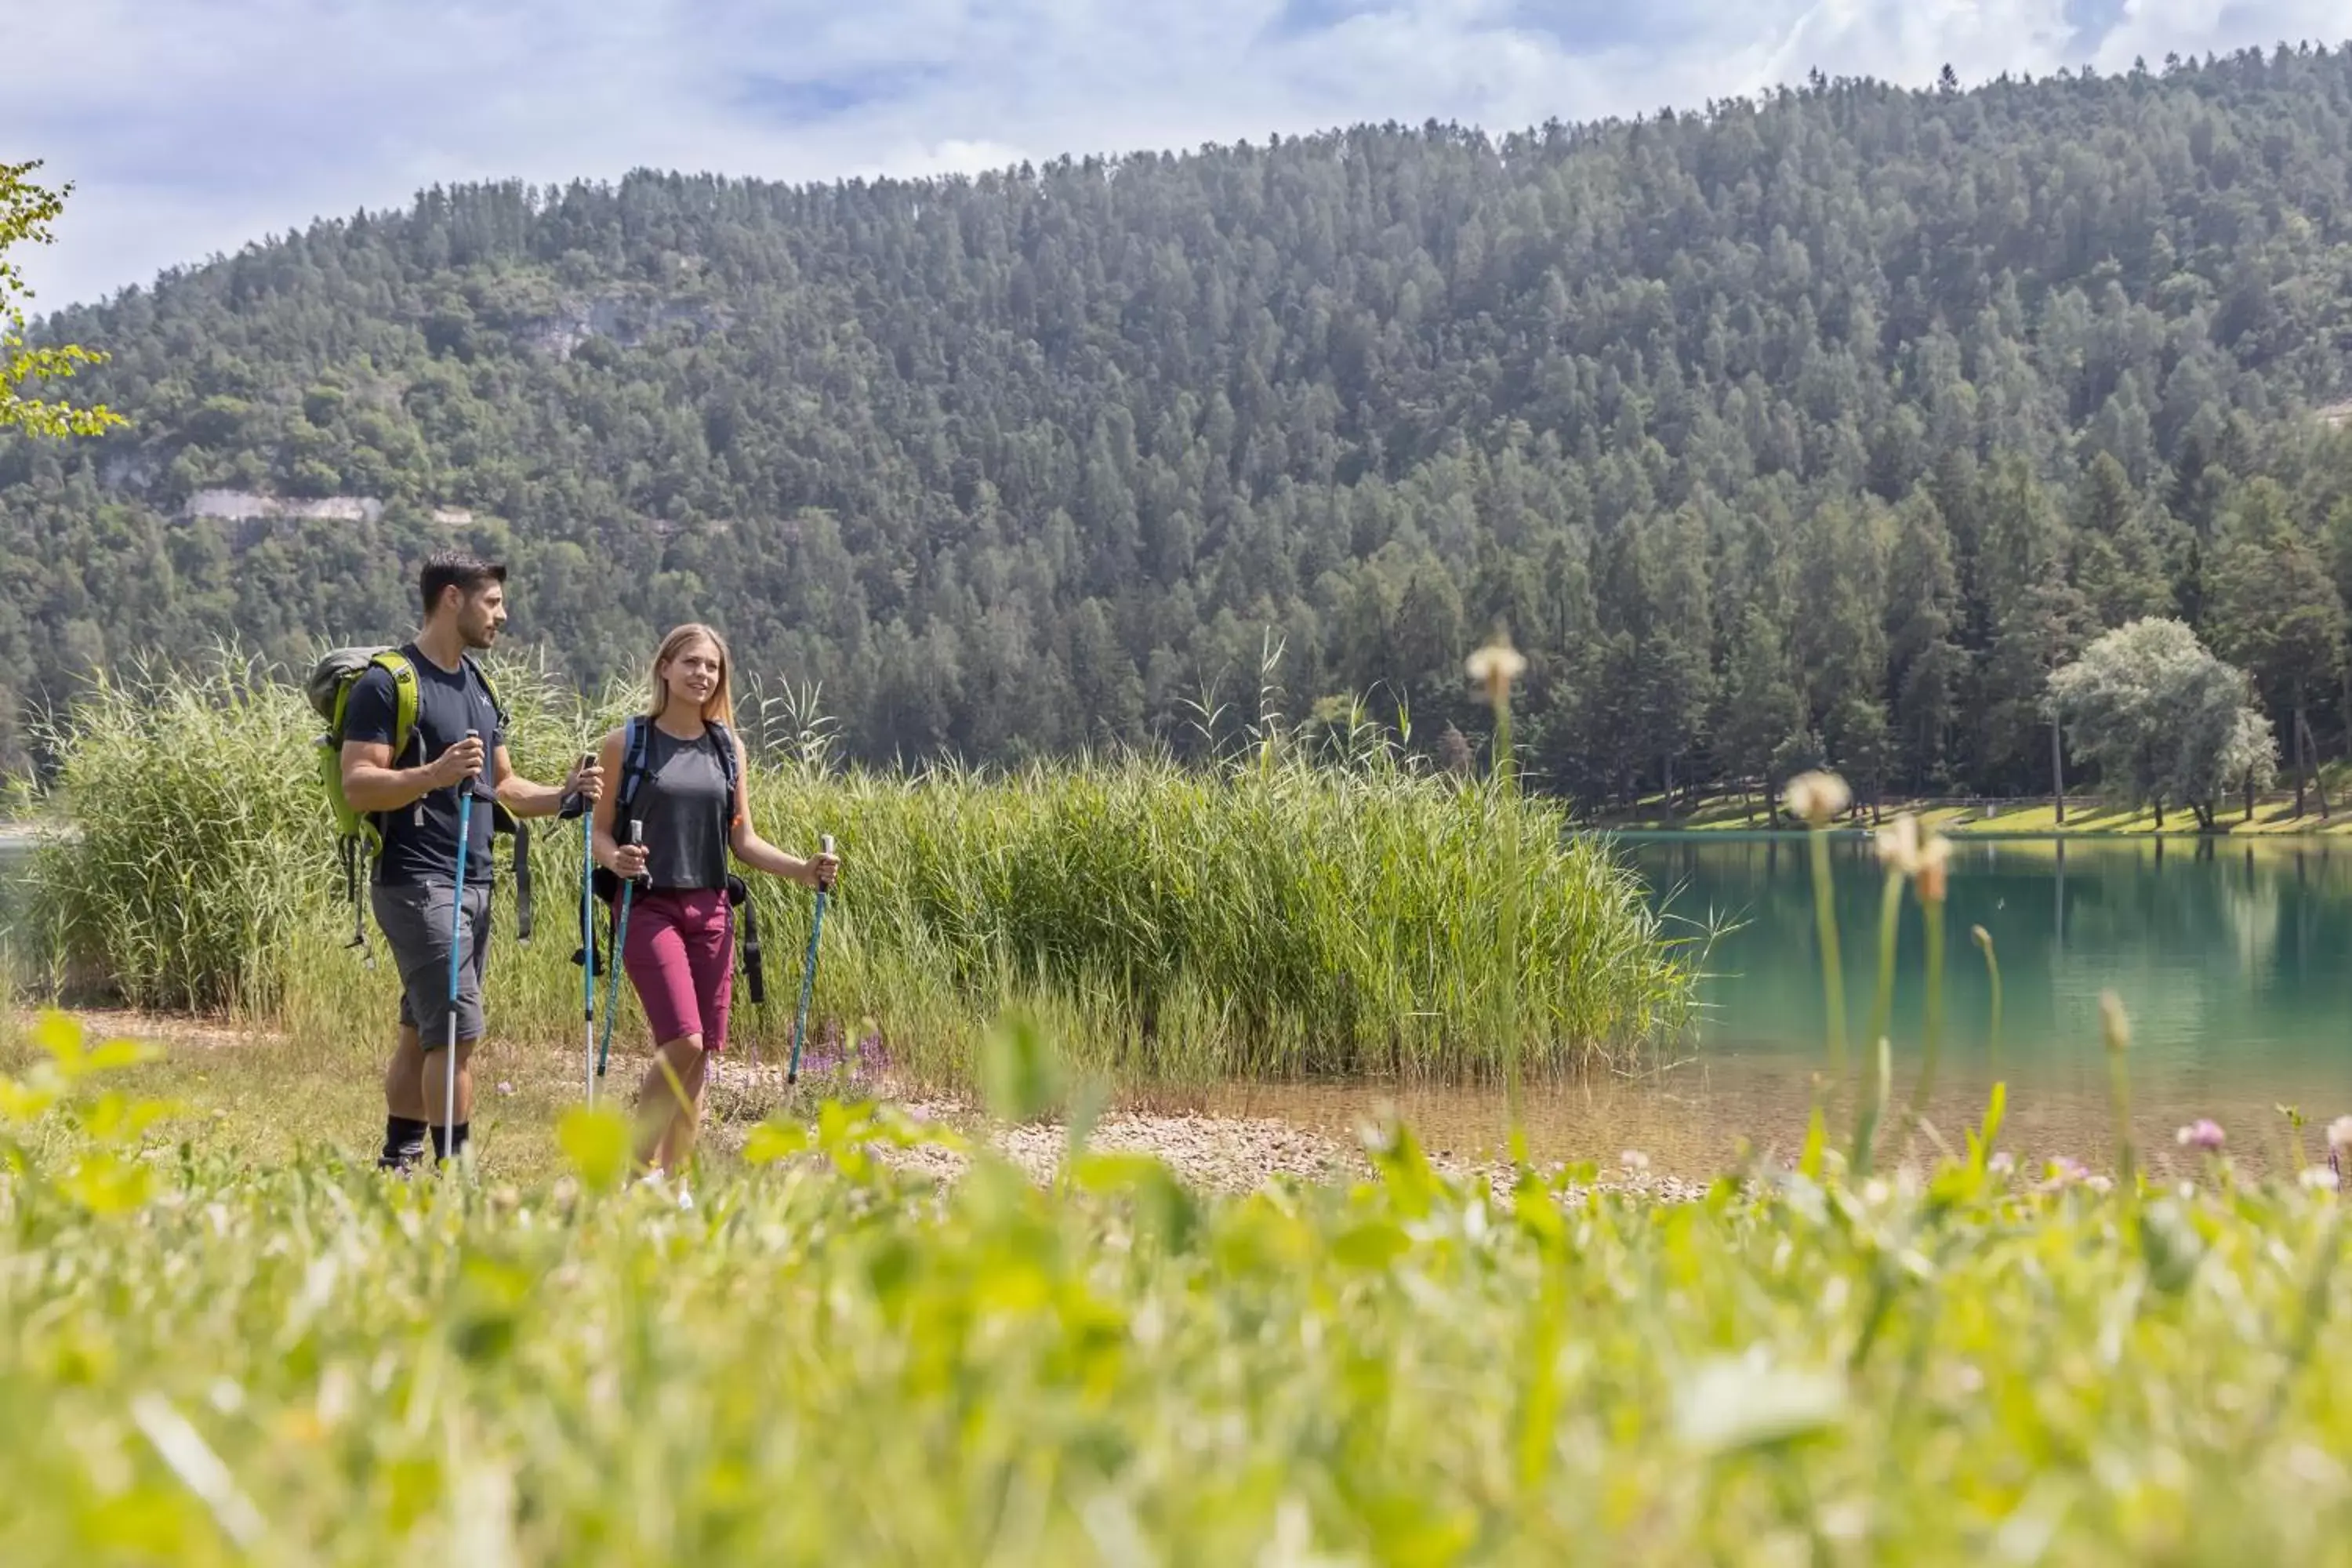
[6,0,2345,310]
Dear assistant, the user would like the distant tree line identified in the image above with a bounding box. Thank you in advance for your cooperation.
[4,43,2352,812]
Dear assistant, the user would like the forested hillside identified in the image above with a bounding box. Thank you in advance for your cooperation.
[7,43,2352,802]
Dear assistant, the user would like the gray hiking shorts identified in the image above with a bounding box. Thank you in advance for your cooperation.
[371,879,492,1051]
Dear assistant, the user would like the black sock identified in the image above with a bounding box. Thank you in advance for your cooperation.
[430,1121,471,1161]
[380,1116,427,1168]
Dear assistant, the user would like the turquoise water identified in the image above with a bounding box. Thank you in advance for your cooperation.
[1617,833,2352,1123]
[1210,833,2351,1177]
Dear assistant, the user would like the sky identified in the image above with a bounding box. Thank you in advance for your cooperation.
[5,0,2347,311]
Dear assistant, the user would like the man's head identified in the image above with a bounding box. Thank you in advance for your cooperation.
[419,551,508,650]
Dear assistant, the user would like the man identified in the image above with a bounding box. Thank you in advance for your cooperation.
[340,551,601,1170]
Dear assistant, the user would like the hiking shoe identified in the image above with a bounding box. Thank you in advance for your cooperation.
[633,1172,693,1210]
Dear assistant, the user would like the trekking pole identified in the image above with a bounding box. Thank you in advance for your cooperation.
[786,834,836,1086]
[444,729,478,1172]
[731,877,767,1073]
[596,820,641,1079]
[577,753,597,1107]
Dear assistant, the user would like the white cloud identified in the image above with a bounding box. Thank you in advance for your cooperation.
[3,0,2341,310]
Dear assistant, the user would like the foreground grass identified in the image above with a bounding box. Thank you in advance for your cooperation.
[24,657,1693,1083]
[5,1014,2350,1566]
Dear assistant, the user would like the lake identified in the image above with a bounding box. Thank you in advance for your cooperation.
[1201,833,2352,1178]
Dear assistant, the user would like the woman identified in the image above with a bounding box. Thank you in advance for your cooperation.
[593,624,839,1185]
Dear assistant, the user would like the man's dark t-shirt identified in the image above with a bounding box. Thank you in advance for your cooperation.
[342,644,501,887]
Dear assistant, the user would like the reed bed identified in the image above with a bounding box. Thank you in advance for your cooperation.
[22,656,1693,1083]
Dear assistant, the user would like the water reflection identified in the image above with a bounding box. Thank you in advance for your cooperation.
[1624,834,2352,1081]
[1186,836,2352,1180]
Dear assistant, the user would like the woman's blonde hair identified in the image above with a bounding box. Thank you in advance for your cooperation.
[648,622,736,726]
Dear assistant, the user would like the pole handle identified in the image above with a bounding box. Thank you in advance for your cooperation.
[817,833,837,893]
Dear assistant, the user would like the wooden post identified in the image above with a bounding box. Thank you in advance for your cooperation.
[2300,710,2331,819]
[2050,716,2066,826]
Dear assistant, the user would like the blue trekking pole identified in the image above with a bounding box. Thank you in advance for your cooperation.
[443,729,478,1171]
[578,753,597,1105]
[596,819,641,1079]
[786,834,837,1085]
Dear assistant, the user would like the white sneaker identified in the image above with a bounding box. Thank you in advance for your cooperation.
[636,1171,693,1210]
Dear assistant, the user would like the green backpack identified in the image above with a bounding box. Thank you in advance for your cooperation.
[307,647,533,956]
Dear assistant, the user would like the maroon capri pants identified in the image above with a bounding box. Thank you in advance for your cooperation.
[621,887,735,1052]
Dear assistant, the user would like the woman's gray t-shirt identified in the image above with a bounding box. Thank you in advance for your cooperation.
[629,724,735,891]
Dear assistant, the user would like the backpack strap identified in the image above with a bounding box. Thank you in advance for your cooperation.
[508,812,533,944]
[325,648,419,768]
[321,648,419,964]
[613,716,654,828]
[456,658,534,941]
[709,724,758,1003]
[590,717,653,909]
[370,648,422,764]
[707,719,744,828]
[468,659,512,736]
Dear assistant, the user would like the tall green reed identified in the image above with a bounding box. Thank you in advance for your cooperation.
[2103,992,2137,1192]
[1793,782,2018,1177]
[1468,635,1529,1141]
[26,655,327,1014]
[1970,924,2001,1074]
[24,651,1696,1085]
[1906,835,1951,1123]
[1788,771,1850,1132]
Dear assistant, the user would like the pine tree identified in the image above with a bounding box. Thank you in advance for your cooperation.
[2205,479,2346,815]
[1885,492,1967,789]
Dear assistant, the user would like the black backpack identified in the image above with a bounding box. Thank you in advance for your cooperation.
[579,716,764,1005]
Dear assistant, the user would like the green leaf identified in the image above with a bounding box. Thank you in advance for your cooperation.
[1798,1105,1828,1180]
[556,1107,630,1193]
[979,1011,1065,1124]
[1074,1152,1200,1253]
[1674,1359,1846,1457]
[1512,1166,1564,1243]
[84,1038,158,1075]
[742,1120,811,1165]
[1359,1112,1443,1219]
[1063,1077,1108,1162]
[1330,1221,1411,1271]
[31,1010,86,1073]
[2138,1200,2207,1296]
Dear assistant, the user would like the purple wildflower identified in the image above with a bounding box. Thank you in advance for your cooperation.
[2175,1119,2225,1154]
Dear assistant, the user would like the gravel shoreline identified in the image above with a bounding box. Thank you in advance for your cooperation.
[51,1008,1715,1200]
[704,1057,1714,1203]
